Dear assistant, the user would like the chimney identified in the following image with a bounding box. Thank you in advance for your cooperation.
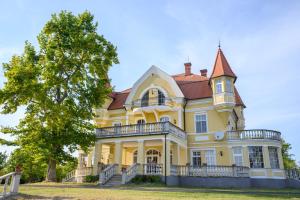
[184,62,192,76]
[200,69,207,77]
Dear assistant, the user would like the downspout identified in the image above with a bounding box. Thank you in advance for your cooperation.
[183,98,188,131]
[164,133,167,185]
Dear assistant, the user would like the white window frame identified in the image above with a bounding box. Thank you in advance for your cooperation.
[205,150,216,166]
[268,147,280,169]
[194,113,208,133]
[232,146,243,166]
[248,146,264,168]
[191,150,202,167]
[225,79,232,93]
[215,79,223,94]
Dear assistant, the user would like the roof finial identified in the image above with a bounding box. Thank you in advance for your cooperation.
[218,40,221,49]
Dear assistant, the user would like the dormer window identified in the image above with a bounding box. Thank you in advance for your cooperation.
[140,89,165,107]
[215,79,223,94]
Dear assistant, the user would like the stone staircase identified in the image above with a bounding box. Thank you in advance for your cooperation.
[101,175,122,187]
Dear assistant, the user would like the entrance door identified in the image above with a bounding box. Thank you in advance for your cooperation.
[137,119,145,133]
[145,149,160,174]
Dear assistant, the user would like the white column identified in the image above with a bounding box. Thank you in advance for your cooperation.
[263,146,271,168]
[137,140,144,174]
[114,141,123,173]
[173,143,180,165]
[93,143,102,175]
[162,138,171,176]
[277,147,284,169]
[242,146,250,167]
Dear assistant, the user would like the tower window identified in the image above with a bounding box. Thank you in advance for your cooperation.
[215,79,223,94]
[226,79,232,93]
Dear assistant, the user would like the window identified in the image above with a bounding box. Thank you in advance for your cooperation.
[205,150,216,165]
[160,116,170,122]
[158,90,165,105]
[268,147,280,169]
[232,147,243,166]
[215,79,223,94]
[141,91,149,107]
[248,146,264,168]
[195,114,207,133]
[170,150,173,165]
[133,150,138,163]
[113,122,122,133]
[137,119,145,132]
[225,79,232,93]
[192,151,201,166]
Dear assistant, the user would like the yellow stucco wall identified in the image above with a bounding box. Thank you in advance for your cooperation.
[88,69,284,179]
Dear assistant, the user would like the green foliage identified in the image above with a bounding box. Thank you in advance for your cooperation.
[5,148,47,183]
[0,10,118,181]
[0,151,7,175]
[85,175,98,183]
[56,158,77,182]
[131,175,162,184]
[281,140,297,169]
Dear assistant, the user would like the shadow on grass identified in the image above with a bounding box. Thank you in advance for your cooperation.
[119,184,300,199]
[9,193,74,200]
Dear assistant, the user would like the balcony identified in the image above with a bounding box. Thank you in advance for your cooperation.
[226,129,281,141]
[96,122,186,140]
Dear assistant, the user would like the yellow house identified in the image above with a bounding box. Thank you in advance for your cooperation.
[69,47,285,187]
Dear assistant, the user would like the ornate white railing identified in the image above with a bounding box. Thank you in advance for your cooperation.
[172,165,250,177]
[286,169,300,180]
[143,163,163,175]
[62,170,76,182]
[96,122,186,140]
[99,164,118,185]
[122,163,139,184]
[76,167,93,177]
[0,172,21,199]
[226,129,281,141]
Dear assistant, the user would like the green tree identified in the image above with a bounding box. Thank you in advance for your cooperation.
[281,140,297,169]
[0,11,118,181]
[5,148,47,183]
[0,151,7,174]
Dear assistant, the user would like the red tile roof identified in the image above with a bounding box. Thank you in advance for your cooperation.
[210,48,237,81]
[107,48,245,110]
[107,74,245,110]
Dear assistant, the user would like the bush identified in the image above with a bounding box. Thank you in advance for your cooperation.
[85,175,99,183]
[131,175,162,184]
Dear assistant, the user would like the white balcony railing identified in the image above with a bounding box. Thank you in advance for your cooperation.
[226,129,281,141]
[172,165,250,177]
[96,122,186,140]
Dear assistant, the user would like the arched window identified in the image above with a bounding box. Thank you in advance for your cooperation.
[146,149,159,164]
[158,90,165,105]
[160,116,170,122]
[133,150,138,163]
[141,91,149,107]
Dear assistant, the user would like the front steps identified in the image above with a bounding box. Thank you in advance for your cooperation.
[101,175,123,187]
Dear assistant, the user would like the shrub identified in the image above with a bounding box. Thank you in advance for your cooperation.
[131,175,162,184]
[85,175,99,183]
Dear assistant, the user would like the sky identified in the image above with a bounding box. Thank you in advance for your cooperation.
[0,0,300,162]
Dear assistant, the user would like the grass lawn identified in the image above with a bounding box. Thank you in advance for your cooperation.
[7,182,300,200]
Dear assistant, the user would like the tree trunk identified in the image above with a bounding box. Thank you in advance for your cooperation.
[46,158,57,182]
